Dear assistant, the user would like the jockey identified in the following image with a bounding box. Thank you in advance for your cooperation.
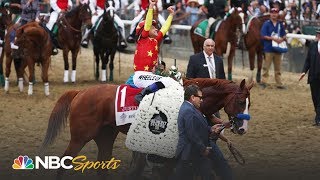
[46,0,73,32]
[10,0,40,50]
[132,0,175,104]
[201,0,228,38]
[45,0,72,55]
[81,0,127,49]
[127,0,172,44]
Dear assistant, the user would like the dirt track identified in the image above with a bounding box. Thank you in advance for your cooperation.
[0,47,320,180]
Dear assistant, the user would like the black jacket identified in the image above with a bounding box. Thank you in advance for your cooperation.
[302,41,320,83]
[186,52,226,79]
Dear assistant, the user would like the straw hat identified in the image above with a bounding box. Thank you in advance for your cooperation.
[187,0,199,6]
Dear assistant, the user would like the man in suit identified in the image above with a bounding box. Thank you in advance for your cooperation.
[175,84,223,180]
[186,38,226,79]
[186,39,233,180]
[299,30,320,126]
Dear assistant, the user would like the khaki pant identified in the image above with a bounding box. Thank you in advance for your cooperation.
[262,52,283,86]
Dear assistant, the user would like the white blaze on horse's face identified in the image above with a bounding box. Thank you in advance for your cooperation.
[239,97,250,134]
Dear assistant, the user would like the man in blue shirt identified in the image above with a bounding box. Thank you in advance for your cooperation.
[260,7,286,89]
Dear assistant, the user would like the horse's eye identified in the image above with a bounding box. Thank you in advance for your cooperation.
[238,101,246,105]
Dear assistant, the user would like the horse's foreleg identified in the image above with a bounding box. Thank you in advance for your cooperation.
[41,58,50,96]
[227,45,236,81]
[248,47,256,83]
[101,52,107,82]
[126,151,147,180]
[56,139,86,180]
[4,54,13,92]
[0,47,5,87]
[63,49,69,83]
[256,50,263,83]
[93,126,119,180]
[17,58,27,93]
[26,58,35,95]
[71,49,79,83]
[109,49,116,82]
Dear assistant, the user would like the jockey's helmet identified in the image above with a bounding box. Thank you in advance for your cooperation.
[136,20,157,36]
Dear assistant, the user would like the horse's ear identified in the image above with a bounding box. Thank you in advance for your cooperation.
[247,81,254,90]
[240,79,246,90]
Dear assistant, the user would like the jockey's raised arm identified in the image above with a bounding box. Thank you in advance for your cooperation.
[50,0,73,13]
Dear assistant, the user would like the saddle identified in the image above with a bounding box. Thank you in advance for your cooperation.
[194,18,222,39]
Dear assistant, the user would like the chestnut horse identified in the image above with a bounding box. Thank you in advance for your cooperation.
[0,6,12,86]
[92,1,118,82]
[4,22,52,95]
[40,78,253,179]
[190,8,245,80]
[55,3,92,83]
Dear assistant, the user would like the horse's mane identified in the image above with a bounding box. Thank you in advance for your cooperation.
[65,5,81,18]
[183,78,238,95]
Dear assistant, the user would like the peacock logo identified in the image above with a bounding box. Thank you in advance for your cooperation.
[12,155,34,169]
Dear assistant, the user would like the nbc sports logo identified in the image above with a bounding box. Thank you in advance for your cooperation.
[12,155,34,169]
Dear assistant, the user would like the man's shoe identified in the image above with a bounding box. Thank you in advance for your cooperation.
[127,35,135,43]
[52,48,58,56]
[312,123,320,126]
[163,36,172,44]
[10,43,19,50]
[81,40,88,48]
[259,83,267,89]
[276,85,287,90]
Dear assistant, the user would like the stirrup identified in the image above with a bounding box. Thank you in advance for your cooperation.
[10,43,19,50]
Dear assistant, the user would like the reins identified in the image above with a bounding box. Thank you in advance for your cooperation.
[228,143,245,165]
[61,16,82,33]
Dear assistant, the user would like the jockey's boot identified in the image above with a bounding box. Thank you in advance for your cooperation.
[135,82,165,104]
[52,46,58,56]
[81,28,91,48]
[118,31,128,50]
[127,33,135,43]
[205,17,215,38]
[163,35,172,44]
[10,42,19,50]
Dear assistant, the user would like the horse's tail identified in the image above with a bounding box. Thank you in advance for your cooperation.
[39,90,80,154]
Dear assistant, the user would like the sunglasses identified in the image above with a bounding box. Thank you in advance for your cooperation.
[194,95,203,100]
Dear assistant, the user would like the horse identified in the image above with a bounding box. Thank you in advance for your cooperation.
[4,22,52,95]
[92,1,118,82]
[0,6,12,86]
[243,15,270,83]
[190,8,246,81]
[55,3,92,83]
[40,78,253,179]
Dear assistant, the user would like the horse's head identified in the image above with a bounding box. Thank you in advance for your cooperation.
[103,0,116,22]
[0,7,12,27]
[226,7,245,37]
[78,2,92,29]
[224,79,253,135]
[183,78,253,135]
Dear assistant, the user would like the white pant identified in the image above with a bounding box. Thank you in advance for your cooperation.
[129,10,166,35]
[133,71,175,88]
[46,11,59,30]
[92,8,125,38]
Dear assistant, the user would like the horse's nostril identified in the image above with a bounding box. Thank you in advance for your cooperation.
[238,128,245,135]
